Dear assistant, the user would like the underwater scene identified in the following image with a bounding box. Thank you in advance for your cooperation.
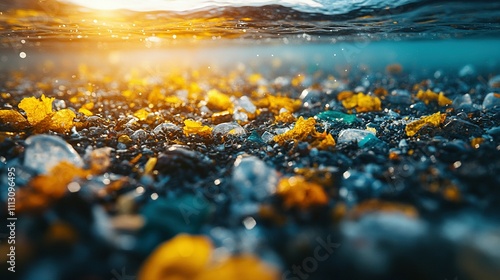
[1,0,500,279]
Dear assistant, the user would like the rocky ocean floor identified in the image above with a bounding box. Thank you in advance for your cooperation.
[1,61,500,280]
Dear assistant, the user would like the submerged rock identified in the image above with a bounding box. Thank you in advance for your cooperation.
[232,156,278,201]
[337,129,376,145]
[24,135,83,174]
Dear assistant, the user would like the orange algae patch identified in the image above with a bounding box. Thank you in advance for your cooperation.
[0,110,30,130]
[183,119,212,137]
[416,89,452,106]
[273,117,335,149]
[274,111,296,123]
[138,234,278,280]
[18,161,92,212]
[341,92,381,113]
[276,176,329,209]
[273,117,316,144]
[405,112,446,137]
[17,94,76,133]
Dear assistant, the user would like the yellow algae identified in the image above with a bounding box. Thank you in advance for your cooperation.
[19,161,92,212]
[196,255,279,280]
[133,108,150,121]
[350,199,418,219]
[165,95,184,105]
[274,117,336,149]
[291,74,305,87]
[18,94,54,125]
[17,94,76,133]
[207,89,232,111]
[437,92,453,106]
[273,117,316,144]
[138,234,213,280]
[257,95,302,114]
[49,109,76,133]
[276,176,328,209]
[144,157,157,175]
[313,133,336,150]
[138,234,278,280]
[341,92,381,112]
[147,87,165,104]
[78,108,93,116]
[183,119,213,137]
[416,89,452,106]
[405,112,446,137]
[118,135,133,144]
[248,73,263,85]
[0,110,30,130]
[274,111,296,123]
[337,90,354,101]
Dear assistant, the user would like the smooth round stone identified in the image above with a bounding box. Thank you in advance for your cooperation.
[483,92,500,111]
[232,156,278,201]
[152,122,180,135]
[337,129,376,145]
[24,135,83,174]
[212,122,246,136]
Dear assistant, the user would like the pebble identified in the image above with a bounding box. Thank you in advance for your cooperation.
[152,122,181,135]
[24,135,83,174]
[337,129,376,145]
[131,129,148,142]
[212,122,246,136]
[231,156,278,201]
[483,92,500,111]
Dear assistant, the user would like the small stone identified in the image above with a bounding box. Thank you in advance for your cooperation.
[299,88,323,103]
[337,129,375,145]
[453,94,473,111]
[212,122,246,136]
[482,92,500,111]
[118,134,133,144]
[152,122,180,135]
[442,118,483,139]
[459,64,476,77]
[488,75,500,88]
[24,135,83,174]
[232,156,278,201]
[261,131,275,143]
[236,96,256,113]
[131,129,148,142]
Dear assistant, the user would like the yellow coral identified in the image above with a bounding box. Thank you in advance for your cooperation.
[405,112,446,137]
[276,176,329,209]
